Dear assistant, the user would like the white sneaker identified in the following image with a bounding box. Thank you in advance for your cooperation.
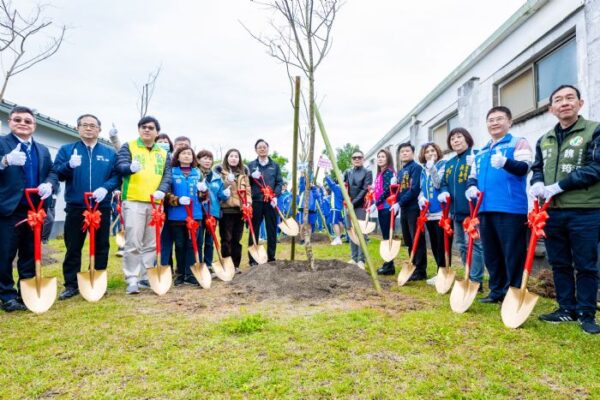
[426,275,437,286]
[347,259,357,265]
[116,249,124,257]
[126,283,140,294]
[331,237,342,245]
[357,261,365,270]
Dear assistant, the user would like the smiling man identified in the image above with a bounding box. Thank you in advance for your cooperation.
[529,85,600,334]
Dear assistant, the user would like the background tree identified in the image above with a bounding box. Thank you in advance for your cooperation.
[323,142,359,173]
[271,150,290,180]
[0,0,66,101]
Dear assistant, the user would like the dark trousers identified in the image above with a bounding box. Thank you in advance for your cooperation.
[198,223,215,266]
[0,205,35,302]
[378,208,395,269]
[248,201,277,264]
[220,212,244,267]
[159,222,175,268]
[169,223,194,277]
[400,206,427,276]
[479,212,527,300]
[62,207,111,289]
[544,209,600,317]
[426,220,449,269]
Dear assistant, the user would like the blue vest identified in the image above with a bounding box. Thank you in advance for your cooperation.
[474,133,527,214]
[420,160,445,215]
[168,167,203,221]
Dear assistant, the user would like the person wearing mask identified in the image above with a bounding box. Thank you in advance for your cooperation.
[216,148,251,274]
[370,149,397,275]
[51,114,120,300]
[155,133,175,275]
[115,116,172,295]
[438,128,484,289]
[396,142,426,281]
[466,106,532,304]
[343,150,372,268]
[530,85,600,334]
[0,106,57,312]
[247,139,283,265]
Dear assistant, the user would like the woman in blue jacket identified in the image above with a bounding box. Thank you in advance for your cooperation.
[165,145,203,286]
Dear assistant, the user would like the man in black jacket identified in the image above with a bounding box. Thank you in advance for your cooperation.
[343,150,372,268]
[247,139,283,265]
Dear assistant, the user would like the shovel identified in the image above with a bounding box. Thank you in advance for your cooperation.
[19,188,57,314]
[358,187,376,234]
[77,192,108,302]
[114,192,125,248]
[254,176,299,236]
[398,202,429,286]
[380,184,401,262]
[185,203,212,289]
[200,200,234,281]
[238,188,268,264]
[501,198,549,328]
[147,195,172,295]
[435,198,456,294]
[450,193,483,313]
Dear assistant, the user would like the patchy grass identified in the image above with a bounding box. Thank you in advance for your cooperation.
[0,234,598,399]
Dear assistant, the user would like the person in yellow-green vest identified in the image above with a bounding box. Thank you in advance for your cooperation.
[116,116,172,295]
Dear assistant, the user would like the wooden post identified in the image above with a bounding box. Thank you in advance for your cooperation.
[315,106,381,293]
[290,76,301,260]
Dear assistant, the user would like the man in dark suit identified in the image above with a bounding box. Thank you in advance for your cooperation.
[0,106,57,312]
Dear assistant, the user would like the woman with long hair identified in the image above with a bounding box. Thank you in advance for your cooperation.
[215,149,251,274]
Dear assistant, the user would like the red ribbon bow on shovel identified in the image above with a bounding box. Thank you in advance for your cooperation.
[386,184,400,207]
[241,204,253,221]
[205,214,217,233]
[149,207,166,228]
[260,185,275,203]
[527,199,550,238]
[27,208,47,229]
[82,209,102,232]
[439,199,453,236]
[463,216,480,240]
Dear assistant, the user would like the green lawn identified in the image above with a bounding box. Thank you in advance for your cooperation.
[0,235,598,399]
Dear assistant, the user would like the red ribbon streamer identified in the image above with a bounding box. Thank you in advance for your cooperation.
[185,216,199,233]
[439,217,453,236]
[205,215,217,233]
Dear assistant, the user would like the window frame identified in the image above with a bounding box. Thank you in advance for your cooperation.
[429,111,458,153]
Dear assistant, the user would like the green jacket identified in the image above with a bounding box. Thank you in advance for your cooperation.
[532,116,600,208]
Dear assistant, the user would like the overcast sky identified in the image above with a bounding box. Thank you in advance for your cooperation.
[9,0,524,163]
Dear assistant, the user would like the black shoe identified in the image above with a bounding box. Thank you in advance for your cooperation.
[407,273,427,282]
[235,267,241,275]
[579,317,600,334]
[174,275,185,286]
[2,298,27,312]
[184,275,199,285]
[538,308,577,323]
[478,296,503,304]
[58,287,79,301]
[478,284,484,293]
[376,265,395,276]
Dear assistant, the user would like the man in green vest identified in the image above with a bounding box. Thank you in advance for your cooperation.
[530,84,600,334]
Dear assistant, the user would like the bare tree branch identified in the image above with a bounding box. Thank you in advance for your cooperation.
[136,65,161,118]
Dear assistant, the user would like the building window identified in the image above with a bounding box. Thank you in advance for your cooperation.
[431,113,458,151]
[497,36,577,120]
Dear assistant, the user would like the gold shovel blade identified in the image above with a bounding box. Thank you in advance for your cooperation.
[191,262,212,289]
[358,219,376,235]
[435,267,456,295]
[501,287,539,329]
[147,265,172,296]
[249,244,268,265]
[20,276,57,314]
[449,279,480,313]
[212,259,234,282]
[77,269,108,302]
[279,218,299,237]
[379,239,400,262]
[347,228,359,245]
[397,263,416,286]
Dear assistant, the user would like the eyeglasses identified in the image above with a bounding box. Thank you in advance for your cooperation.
[10,117,34,125]
[140,125,156,131]
[79,123,99,129]
[486,116,508,124]
[351,156,363,160]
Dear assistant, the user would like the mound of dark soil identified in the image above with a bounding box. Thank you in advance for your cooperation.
[529,268,556,298]
[230,260,378,301]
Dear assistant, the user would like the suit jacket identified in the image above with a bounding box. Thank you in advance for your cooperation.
[0,133,57,216]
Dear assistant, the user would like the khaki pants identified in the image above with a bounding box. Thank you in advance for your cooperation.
[122,201,156,284]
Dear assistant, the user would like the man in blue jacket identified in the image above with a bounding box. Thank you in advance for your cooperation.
[466,106,533,303]
[0,106,57,312]
[51,114,120,300]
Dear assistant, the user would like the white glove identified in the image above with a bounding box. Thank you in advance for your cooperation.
[69,148,81,169]
[369,204,377,214]
[251,167,261,180]
[543,183,563,199]
[179,196,191,205]
[529,182,545,199]
[227,173,235,183]
[270,197,277,208]
[390,176,398,185]
[437,192,450,203]
[426,160,435,169]
[490,149,507,169]
[466,154,475,166]
[92,187,108,203]
[153,190,165,200]
[418,195,427,210]
[465,186,480,200]
[5,143,26,166]
[390,203,399,214]
[197,181,208,192]
[109,123,118,138]
[130,159,141,173]
[37,182,52,200]
[223,187,231,198]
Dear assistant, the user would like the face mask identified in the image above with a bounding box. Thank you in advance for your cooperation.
[156,142,170,152]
